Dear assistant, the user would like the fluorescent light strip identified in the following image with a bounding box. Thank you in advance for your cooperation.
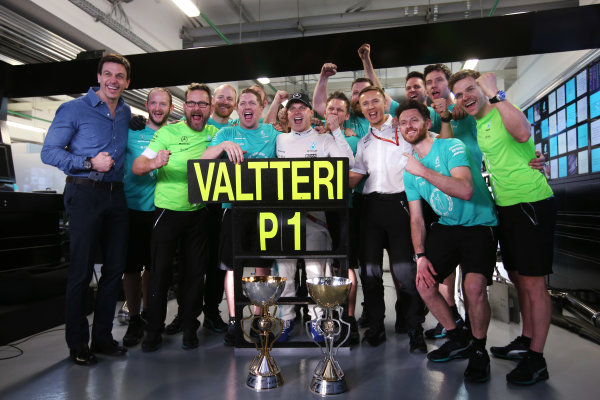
[7,120,47,133]
[172,0,200,18]
[257,77,271,85]
[463,59,479,70]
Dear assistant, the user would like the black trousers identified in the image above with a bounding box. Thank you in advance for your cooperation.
[202,204,225,316]
[146,207,210,333]
[359,193,425,331]
[63,182,128,349]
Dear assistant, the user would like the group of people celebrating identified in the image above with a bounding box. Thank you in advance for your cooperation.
[41,42,555,387]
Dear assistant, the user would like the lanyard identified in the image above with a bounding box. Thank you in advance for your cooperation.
[370,126,400,146]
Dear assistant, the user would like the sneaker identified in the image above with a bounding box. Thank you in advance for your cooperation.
[117,302,129,325]
[490,336,530,360]
[182,328,199,349]
[425,316,464,340]
[506,352,549,385]
[362,326,386,347]
[164,314,182,335]
[122,315,145,347]
[425,322,447,339]
[310,321,325,343]
[464,349,491,383]
[141,333,162,352]
[409,326,427,353]
[204,313,228,333]
[427,337,471,362]
[277,319,294,342]
[224,318,236,347]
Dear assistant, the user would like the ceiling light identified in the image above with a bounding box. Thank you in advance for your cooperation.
[7,121,46,134]
[172,0,200,18]
[257,77,271,85]
[463,59,479,70]
[505,11,528,16]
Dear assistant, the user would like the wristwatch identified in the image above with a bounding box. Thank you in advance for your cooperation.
[440,114,452,123]
[83,157,92,171]
[413,252,426,262]
[489,90,506,104]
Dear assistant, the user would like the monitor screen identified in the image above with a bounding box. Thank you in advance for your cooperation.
[0,144,17,185]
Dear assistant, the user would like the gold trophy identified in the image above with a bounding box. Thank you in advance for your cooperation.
[306,276,352,396]
[241,276,286,390]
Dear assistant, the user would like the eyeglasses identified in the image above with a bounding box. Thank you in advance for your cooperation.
[185,100,210,109]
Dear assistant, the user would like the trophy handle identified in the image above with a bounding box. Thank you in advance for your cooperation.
[241,305,258,346]
[332,306,351,355]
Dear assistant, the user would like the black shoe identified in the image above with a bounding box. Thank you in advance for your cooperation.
[204,313,228,333]
[91,339,127,356]
[464,349,491,383]
[506,352,549,385]
[425,322,446,339]
[409,326,427,353]
[362,327,386,347]
[490,336,529,360]
[358,307,369,328]
[123,315,145,347]
[141,333,162,352]
[69,345,97,366]
[427,337,471,362]
[164,314,182,335]
[347,316,360,345]
[182,328,199,349]
[224,318,236,347]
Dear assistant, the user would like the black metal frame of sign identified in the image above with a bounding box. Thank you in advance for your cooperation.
[188,157,350,348]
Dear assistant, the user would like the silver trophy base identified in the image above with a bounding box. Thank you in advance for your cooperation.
[246,372,283,391]
[310,376,348,396]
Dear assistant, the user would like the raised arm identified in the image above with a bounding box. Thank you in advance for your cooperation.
[477,72,531,143]
[313,63,337,117]
[358,43,394,112]
[265,90,289,124]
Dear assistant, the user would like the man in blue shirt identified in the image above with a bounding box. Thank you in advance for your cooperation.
[399,100,498,383]
[41,54,132,365]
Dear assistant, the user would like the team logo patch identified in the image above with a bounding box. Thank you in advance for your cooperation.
[429,188,453,217]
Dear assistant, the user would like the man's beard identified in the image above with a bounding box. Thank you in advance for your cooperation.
[214,103,233,119]
[149,113,169,127]
[350,99,363,117]
[185,111,207,132]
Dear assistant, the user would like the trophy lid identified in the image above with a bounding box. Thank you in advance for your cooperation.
[242,276,286,306]
[306,277,352,308]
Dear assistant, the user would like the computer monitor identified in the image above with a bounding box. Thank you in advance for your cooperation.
[0,143,17,185]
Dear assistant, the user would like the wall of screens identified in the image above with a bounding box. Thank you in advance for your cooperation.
[527,55,600,180]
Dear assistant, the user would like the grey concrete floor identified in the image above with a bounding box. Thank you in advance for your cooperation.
[1,270,599,400]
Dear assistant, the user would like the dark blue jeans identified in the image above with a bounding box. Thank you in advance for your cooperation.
[63,182,128,349]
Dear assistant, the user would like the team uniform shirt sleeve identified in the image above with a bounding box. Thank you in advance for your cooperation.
[429,106,442,134]
[328,128,355,167]
[208,127,230,147]
[351,137,368,175]
[445,139,470,171]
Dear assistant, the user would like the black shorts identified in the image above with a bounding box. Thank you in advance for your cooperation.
[497,197,556,276]
[426,223,497,285]
[124,209,154,273]
[219,209,274,271]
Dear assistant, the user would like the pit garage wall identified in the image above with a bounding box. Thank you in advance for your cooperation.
[508,50,600,290]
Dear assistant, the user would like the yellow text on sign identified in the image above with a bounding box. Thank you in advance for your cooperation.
[258,212,302,251]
